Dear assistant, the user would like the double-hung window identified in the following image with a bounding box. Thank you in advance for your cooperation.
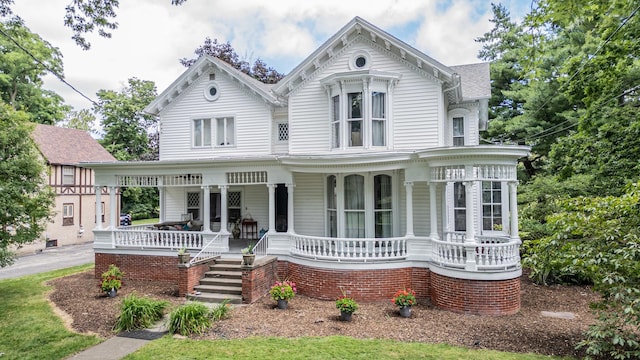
[331,96,340,148]
[326,173,394,238]
[482,181,502,231]
[453,182,466,231]
[347,93,363,147]
[453,117,464,146]
[216,117,235,146]
[62,166,75,185]
[371,92,386,146]
[193,119,211,147]
[63,203,74,226]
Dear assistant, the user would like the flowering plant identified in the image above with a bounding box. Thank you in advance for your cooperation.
[100,264,124,292]
[269,280,297,301]
[335,295,358,314]
[392,288,416,308]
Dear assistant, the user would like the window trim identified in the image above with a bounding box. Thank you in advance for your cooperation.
[62,166,75,185]
[63,203,74,226]
[349,51,371,70]
[204,81,221,101]
[277,122,289,143]
[192,118,212,148]
[215,116,236,147]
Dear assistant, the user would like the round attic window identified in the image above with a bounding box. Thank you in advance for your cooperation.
[204,82,220,101]
[349,51,371,70]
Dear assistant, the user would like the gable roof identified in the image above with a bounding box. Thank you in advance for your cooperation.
[32,124,116,165]
[145,55,283,114]
[450,62,490,100]
[272,17,463,102]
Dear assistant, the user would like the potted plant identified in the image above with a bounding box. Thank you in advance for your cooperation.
[335,294,358,321]
[177,247,190,264]
[241,242,255,266]
[392,288,416,318]
[269,280,297,309]
[101,264,124,297]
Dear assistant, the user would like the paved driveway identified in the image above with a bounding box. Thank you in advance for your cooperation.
[0,242,94,280]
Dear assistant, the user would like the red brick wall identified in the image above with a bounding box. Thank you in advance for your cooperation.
[430,272,520,315]
[242,259,279,303]
[95,253,179,282]
[285,263,428,303]
[178,262,211,296]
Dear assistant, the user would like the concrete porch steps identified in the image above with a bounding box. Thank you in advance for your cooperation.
[186,259,243,304]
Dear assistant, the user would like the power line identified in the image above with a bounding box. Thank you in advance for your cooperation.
[0,25,99,107]
[514,4,640,144]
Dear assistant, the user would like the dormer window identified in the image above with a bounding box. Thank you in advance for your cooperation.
[321,70,400,150]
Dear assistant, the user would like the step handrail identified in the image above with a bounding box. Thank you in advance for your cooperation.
[190,232,222,264]
[252,232,268,258]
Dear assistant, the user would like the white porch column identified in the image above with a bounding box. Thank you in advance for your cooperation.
[108,186,117,229]
[286,183,295,234]
[404,181,414,237]
[429,182,440,240]
[509,181,520,243]
[463,180,476,243]
[158,177,165,223]
[267,184,276,233]
[463,180,477,271]
[219,185,229,233]
[202,185,211,232]
[94,186,103,230]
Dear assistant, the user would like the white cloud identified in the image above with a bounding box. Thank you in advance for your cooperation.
[10,0,528,113]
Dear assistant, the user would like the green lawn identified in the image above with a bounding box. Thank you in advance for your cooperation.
[132,217,159,225]
[0,265,574,360]
[0,264,101,360]
[126,336,571,360]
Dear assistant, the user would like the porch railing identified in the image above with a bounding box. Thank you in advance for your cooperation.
[190,233,222,264]
[114,228,203,249]
[432,234,520,271]
[290,234,407,262]
[252,232,268,258]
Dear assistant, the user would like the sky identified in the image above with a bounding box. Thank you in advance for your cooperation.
[13,0,530,114]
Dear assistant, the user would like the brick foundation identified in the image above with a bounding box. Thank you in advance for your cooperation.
[242,258,279,303]
[430,271,521,315]
[97,253,520,315]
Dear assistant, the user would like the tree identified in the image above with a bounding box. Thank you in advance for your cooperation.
[180,37,284,84]
[0,18,68,124]
[0,103,55,267]
[59,108,97,134]
[94,77,157,161]
[94,77,159,219]
[523,184,640,359]
[0,0,188,50]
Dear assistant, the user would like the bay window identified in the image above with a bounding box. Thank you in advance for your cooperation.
[453,182,466,231]
[321,71,399,150]
[344,175,365,237]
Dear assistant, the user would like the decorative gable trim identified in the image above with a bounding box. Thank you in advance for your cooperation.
[273,17,460,99]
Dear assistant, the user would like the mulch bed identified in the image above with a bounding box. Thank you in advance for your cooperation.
[47,270,600,358]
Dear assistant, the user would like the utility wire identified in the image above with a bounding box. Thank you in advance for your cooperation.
[512,4,640,144]
[0,26,100,107]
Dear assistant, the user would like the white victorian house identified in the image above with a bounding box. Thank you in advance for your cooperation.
[85,17,529,315]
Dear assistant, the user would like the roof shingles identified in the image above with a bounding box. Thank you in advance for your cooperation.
[32,124,116,165]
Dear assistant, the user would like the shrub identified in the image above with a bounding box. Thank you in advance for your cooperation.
[269,280,297,301]
[335,295,358,314]
[168,300,231,336]
[113,294,169,332]
[392,288,416,308]
[100,264,124,292]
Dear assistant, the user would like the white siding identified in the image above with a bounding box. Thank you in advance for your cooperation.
[288,41,443,154]
[292,173,324,236]
[159,72,272,161]
[243,185,269,232]
[164,187,188,221]
[412,181,430,236]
